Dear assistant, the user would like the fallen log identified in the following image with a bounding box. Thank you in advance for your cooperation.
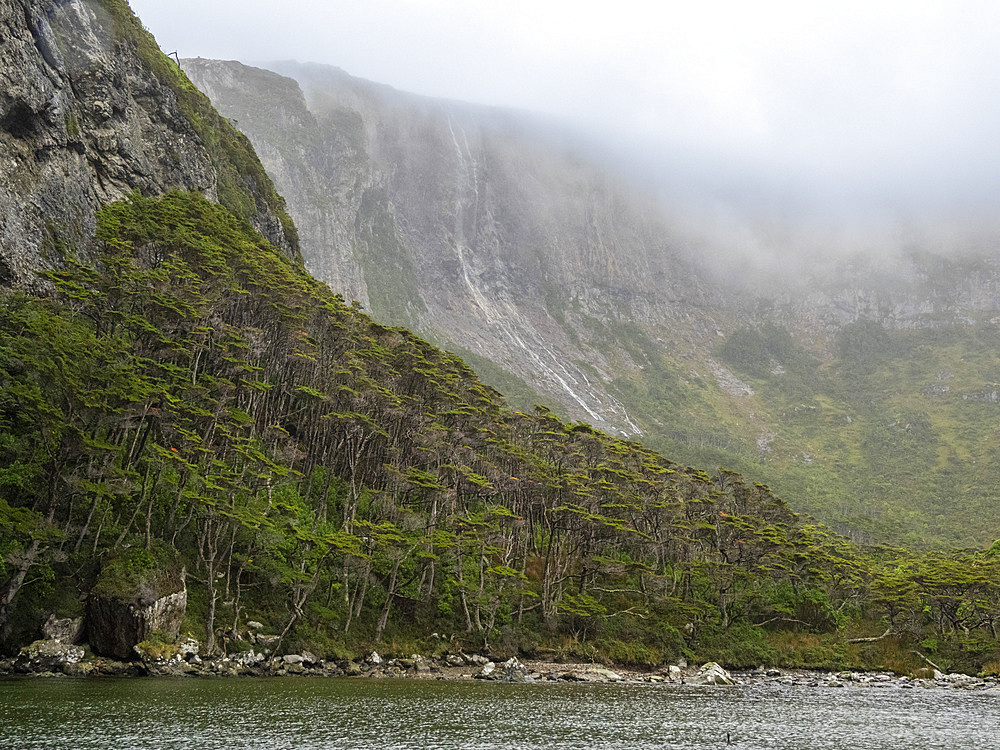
[847,626,892,643]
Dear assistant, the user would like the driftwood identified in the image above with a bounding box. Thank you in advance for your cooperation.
[910,650,944,673]
[847,626,892,643]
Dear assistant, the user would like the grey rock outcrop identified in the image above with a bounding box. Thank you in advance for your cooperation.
[41,613,83,643]
[15,638,84,673]
[86,572,187,660]
[0,0,295,291]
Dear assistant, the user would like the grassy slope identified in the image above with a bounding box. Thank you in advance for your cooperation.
[601,317,1000,548]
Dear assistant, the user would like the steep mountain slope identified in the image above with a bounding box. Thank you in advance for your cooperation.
[183,59,1000,547]
[184,59,730,435]
[2,1,999,675]
[0,0,297,290]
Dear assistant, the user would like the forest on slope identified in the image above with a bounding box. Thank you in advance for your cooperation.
[2,191,999,674]
[1,0,999,676]
[182,59,1000,549]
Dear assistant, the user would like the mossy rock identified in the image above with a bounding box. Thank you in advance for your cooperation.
[87,542,187,659]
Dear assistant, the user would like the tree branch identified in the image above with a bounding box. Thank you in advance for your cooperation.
[847,626,893,644]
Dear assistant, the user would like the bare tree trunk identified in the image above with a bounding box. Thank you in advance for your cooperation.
[375,555,405,641]
[0,539,41,632]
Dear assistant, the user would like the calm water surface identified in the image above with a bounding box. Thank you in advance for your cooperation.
[1,676,996,749]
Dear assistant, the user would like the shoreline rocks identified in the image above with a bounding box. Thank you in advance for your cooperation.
[2,647,999,693]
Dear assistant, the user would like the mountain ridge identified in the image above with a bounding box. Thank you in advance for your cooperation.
[0,0,297,291]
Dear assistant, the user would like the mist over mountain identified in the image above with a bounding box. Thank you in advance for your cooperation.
[134,1,1000,292]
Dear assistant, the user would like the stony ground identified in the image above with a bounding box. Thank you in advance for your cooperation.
[4,638,1000,692]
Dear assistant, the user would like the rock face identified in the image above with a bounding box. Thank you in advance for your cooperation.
[0,0,295,291]
[41,613,84,643]
[183,59,721,436]
[86,576,187,660]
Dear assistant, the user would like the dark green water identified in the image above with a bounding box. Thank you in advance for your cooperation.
[0,677,996,749]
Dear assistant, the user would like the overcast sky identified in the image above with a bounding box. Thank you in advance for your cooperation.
[130,0,1000,266]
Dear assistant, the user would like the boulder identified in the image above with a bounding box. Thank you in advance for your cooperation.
[475,661,495,679]
[86,548,187,660]
[587,667,623,682]
[231,651,265,667]
[64,661,96,677]
[91,659,135,677]
[367,650,382,666]
[42,614,84,644]
[693,662,734,685]
[16,639,85,674]
[498,656,527,682]
[410,654,430,673]
[87,587,186,660]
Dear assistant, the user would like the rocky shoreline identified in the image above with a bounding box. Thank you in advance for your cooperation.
[3,638,999,693]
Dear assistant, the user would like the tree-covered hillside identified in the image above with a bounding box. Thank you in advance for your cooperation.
[180,59,1000,550]
[2,192,999,673]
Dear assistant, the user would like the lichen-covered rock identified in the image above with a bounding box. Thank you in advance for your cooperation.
[177,637,201,659]
[693,662,734,685]
[86,587,186,661]
[42,613,84,644]
[15,638,85,674]
[231,650,265,667]
[85,546,187,660]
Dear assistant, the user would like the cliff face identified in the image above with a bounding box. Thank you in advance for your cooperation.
[181,58,1000,544]
[0,0,296,289]
[185,59,727,434]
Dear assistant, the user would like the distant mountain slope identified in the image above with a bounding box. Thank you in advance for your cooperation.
[184,59,730,435]
[183,59,1000,547]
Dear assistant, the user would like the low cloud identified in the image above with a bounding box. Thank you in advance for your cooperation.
[133,0,1000,274]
